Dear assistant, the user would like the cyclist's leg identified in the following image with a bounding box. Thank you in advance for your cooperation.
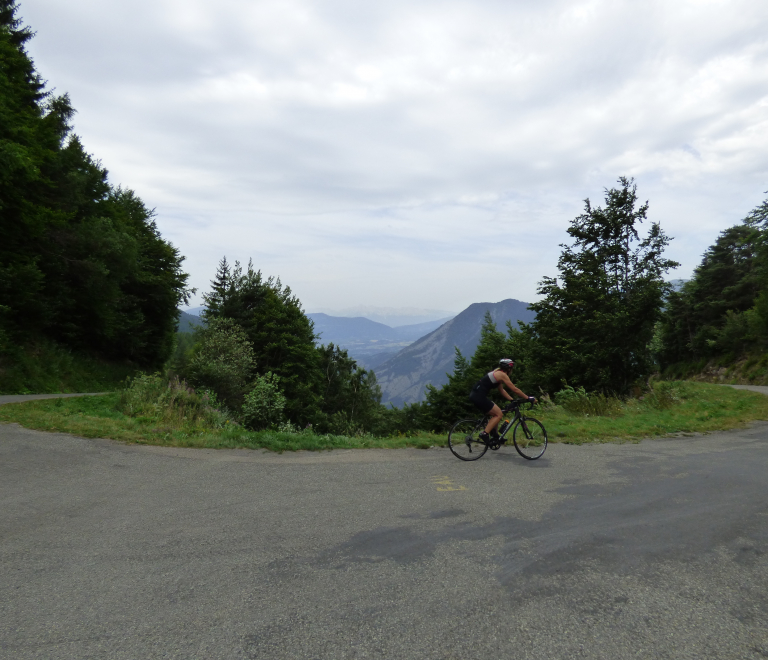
[485,404,503,435]
[468,391,504,438]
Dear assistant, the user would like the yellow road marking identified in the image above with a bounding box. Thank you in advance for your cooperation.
[430,475,467,492]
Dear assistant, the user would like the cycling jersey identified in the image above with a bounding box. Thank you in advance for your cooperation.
[472,371,500,396]
[468,370,502,414]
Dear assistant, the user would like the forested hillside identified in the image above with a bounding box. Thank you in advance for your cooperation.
[658,197,768,377]
[0,1,190,392]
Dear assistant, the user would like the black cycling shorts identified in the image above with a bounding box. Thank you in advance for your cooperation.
[469,389,494,414]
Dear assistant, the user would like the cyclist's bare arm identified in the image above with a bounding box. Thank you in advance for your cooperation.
[496,372,534,402]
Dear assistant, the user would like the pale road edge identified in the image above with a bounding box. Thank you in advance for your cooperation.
[0,393,107,406]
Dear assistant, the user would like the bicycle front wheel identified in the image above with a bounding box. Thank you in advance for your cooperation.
[512,416,547,460]
[448,419,489,461]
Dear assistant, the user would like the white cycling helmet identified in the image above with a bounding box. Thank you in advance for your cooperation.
[499,358,514,371]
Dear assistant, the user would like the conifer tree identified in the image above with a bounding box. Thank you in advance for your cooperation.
[318,343,381,431]
[0,1,191,368]
[202,259,322,424]
[658,195,768,365]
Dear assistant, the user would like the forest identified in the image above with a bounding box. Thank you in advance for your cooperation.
[2,0,768,438]
[0,0,190,391]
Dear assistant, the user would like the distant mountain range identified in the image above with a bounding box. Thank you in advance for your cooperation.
[178,310,203,333]
[308,306,454,327]
[307,313,453,369]
[372,299,536,407]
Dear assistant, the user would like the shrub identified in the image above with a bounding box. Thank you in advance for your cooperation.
[643,380,688,410]
[186,318,255,410]
[118,373,231,428]
[326,410,367,437]
[241,372,286,430]
[554,385,624,417]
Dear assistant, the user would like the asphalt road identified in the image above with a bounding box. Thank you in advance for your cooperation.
[0,393,105,405]
[2,412,768,659]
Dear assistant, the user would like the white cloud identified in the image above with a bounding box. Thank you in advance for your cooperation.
[18,0,768,311]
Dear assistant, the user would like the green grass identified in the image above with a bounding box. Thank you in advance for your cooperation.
[0,393,443,451]
[533,381,768,444]
[1,382,767,451]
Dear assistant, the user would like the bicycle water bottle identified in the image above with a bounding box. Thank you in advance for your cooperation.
[498,419,510,435]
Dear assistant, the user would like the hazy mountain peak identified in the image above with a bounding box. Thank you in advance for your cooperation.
[308,305,455,327]
[373,298,535,406]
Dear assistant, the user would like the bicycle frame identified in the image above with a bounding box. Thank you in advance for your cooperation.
[494,401,530,440]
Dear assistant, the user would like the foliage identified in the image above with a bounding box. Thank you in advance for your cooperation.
[525,177,678,394]
[367,401,431,437]
[658,196,768,367]
[117,373,231,428]
[201,258,321,424]
[553,385,625,417]
[0,1,191,369]
[196,259,383,432]
[643,380,689,410]
[0,337,135,394]
[318,342,382,432]
[166,331,197,379]
[241,372,287,430]
[186,318,255,411]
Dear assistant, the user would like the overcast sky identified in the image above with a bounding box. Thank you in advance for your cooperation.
[19,0,768,314]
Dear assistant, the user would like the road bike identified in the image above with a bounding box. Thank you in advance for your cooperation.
[447,399,547,461]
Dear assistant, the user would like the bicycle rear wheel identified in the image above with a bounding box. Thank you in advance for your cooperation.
[512,417,547,460]
[448,419,489,461]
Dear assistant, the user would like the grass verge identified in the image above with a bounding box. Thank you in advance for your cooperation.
[534,382,768,444]
[0,393,443,451]
[1,382,767,451]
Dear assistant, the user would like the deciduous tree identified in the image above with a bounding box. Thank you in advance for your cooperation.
[527,177,677,394]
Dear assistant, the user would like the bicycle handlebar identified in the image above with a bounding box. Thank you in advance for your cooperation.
[502,398,536,412]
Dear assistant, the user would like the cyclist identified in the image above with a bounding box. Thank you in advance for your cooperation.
[469,358,536,444]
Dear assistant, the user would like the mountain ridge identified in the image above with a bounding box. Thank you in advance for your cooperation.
[372,299,535,406]
[307,313,454,368]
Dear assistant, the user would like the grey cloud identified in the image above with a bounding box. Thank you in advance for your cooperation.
[18,0,768,310]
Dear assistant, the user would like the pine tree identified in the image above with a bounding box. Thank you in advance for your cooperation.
[658,196,768,365]
[0,1,191,368]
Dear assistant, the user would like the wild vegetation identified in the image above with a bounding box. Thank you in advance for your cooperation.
[0,0,191,393]
[164,258,384,434]
[656,197,768,378]
[424,178,679,428]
